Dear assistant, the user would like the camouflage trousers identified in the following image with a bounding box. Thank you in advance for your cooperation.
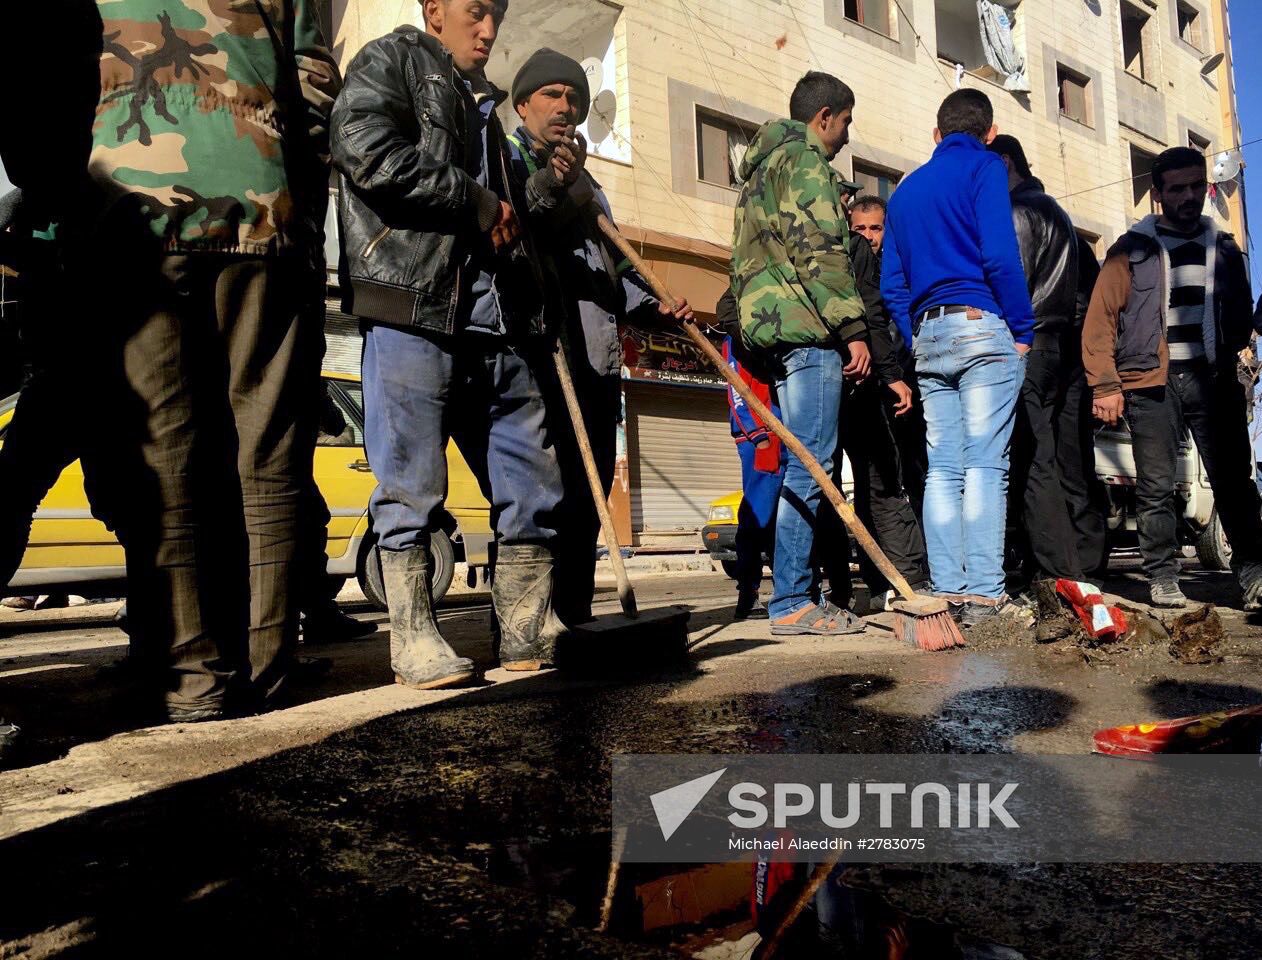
[96,252,324,713]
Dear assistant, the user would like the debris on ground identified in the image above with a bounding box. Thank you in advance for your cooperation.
[1168,604,1226,664]
[1034,580,1087,645]
[1118,605,1171,647]
[960,611,1036,650]
[1094,703,1262,757]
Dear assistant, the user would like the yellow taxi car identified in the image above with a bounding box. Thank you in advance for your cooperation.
[0,372,492,607]
[700,491,743,579]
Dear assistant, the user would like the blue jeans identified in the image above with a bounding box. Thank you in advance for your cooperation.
[914,311,1022,599]
[770,346,843,619]
[362,324,562,552]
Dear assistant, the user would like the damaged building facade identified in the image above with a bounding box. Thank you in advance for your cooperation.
[318,0,1247,547]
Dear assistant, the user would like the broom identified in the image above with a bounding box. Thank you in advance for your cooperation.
[591,212,964,652]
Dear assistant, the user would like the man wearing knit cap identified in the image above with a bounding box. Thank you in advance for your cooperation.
[331,1,581,687]
[507,48,695,624]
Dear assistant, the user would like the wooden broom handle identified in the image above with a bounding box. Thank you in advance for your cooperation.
[551,339,638,617]
[593,212,917,602]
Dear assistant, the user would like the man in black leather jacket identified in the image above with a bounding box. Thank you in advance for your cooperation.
[331,0,583,688]
[989,135,1089,591]
[818,222,930,612]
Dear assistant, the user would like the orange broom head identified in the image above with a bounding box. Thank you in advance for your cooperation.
[891,598,966,652]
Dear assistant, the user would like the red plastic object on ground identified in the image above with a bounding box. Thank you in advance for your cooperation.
[1093,704,1262,759]
[1055,579,1128,641]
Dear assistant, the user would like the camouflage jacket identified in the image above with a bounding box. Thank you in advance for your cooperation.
[730,120,865,350]
[90,0,342,256]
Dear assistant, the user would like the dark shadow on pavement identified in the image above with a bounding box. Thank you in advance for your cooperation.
[1141,678,1262,719]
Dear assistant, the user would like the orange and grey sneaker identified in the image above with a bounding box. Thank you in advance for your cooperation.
[771,601,866,636]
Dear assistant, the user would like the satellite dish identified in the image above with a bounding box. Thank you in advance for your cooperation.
[1212,150,1242,183]
[1200,51,1225,75]
[586,89,617,145]
[580,57,604,96]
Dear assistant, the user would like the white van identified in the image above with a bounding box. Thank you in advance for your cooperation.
[1094,421,1230,570]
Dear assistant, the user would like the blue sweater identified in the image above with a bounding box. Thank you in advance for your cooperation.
[880,133,1035,348]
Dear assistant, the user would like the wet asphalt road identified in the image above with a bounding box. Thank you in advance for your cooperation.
[3,568,1262,958]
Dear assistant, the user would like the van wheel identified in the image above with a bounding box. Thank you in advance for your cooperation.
[721,559,739,580]
[1195,509,1232,571]
[357,530,458,611]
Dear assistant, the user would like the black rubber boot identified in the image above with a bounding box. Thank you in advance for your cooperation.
[492,543,566,671]
[381,545,475,690]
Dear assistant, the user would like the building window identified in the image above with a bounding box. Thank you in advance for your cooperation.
[1120,1,1153,81]
[1187,129,1211,155]
[843,0,892,37]
[1177,1,1203,50]
[696,108,756,191]
[1057,65,1092,127]
[1130,144,1158,219]
[852,160,902,201]
[935,0,988,73]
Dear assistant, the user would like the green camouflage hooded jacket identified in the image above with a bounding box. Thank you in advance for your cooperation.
[90,0,342,255]
[730,119,865,350]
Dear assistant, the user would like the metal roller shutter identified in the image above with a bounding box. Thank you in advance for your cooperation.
[627,381,742,535]
[323,300,363,375]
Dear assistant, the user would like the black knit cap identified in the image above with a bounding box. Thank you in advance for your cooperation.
[511,48,591,124]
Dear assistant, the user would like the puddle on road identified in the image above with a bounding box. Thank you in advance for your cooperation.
[344,670,1074,956]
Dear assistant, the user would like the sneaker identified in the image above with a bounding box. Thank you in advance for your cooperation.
[873,589,897,612]
[957,600,1020,630]
[1238,563,1262,612]
[1150,579,1189,609]
[734,586,768,621]
[1009,590,1038,612]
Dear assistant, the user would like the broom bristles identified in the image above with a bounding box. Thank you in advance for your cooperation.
[893,608,966,652]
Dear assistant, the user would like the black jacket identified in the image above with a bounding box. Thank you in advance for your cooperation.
[1010,177,1078,334]
[849,234,903,386]
[330,27,561,337]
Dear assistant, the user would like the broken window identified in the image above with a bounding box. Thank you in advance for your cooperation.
[1120,1,1152,81]
[696,109,756,190]
[1177,1,1204,50]
[1187,130,1211,155]
[935,0,1028,92]
[1130,144,1158,220]
[852,160,902,201]
[843,0,893,37]
[1057,65,1091,127]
